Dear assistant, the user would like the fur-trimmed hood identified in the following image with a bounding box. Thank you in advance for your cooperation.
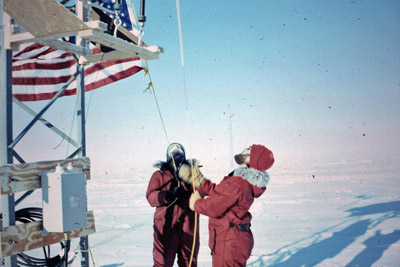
[153,161,171,172]
[233,167,270,197]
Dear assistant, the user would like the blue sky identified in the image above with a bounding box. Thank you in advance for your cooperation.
[14,0,400,176]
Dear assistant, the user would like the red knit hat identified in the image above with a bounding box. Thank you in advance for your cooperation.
[249,144,275,171]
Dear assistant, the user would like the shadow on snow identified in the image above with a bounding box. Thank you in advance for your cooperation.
[247,200,400,267]
[345,200,400,217]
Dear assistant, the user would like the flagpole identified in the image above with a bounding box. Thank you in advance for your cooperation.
[76,1,89,266]
[1,3,18,266]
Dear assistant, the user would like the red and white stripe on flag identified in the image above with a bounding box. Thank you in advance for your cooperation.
[12,43,144,102]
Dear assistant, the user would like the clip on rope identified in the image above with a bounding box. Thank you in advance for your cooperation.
[137,27,144,46]
[113,1,122,37]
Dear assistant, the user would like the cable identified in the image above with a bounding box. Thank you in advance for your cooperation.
[143,61,170,146]
[66,94,78,159]
[0,208,68,266]
[88,247,96,267]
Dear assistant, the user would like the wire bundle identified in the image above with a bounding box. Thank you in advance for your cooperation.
[1,207,68,266]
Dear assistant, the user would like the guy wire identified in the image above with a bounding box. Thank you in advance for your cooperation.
[175,0,198,265]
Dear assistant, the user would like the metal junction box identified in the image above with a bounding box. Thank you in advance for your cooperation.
[42,164,87,233]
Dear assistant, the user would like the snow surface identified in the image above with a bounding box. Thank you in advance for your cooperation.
[7,159,400,267]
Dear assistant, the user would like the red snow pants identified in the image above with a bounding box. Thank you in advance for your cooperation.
[210,226,254,267]
[153,221,199,267]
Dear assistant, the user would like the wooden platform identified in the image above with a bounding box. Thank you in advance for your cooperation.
[4,0,162,62]
[4,0,89,38]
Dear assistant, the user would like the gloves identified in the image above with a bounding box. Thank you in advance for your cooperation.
[178,160,204,188]
[166,186,183,202]
[189,190,202,211]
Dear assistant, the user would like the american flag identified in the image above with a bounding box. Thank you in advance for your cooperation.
[12,0,143,102]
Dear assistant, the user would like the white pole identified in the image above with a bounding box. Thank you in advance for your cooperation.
[228,104,234,169]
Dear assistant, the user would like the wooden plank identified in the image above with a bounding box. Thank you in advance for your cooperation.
[38,39,87,55]
[79,29,161,60]
[4,0,89,37]
[9,20,107,47]
[9,31,79,47]
[79,50,140,64]
[118,26,148,47]
[0,211,95,258]
[0,157,90,195]
[80,45,163,64]
[85,20,108,33]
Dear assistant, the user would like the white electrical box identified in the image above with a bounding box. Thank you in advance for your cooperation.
[42,164,87,233]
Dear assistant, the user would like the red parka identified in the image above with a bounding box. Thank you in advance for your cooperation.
[195,167,270,267]
[146,165,200,267]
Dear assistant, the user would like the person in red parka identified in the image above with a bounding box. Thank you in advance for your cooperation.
[179,144,274,267]
[146,143,200,267]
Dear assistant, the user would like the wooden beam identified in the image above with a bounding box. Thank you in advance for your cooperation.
[0,211,95,258]
[9,31,77,46]
[117,25,148,48]
[9,20,107,49]
[80,45,163,64]
[85,20,108,32]
[0,157,90,195]
[8,23,160,62]
[79,29,162,60]
[79,50,137,64]
[38,39,87,55]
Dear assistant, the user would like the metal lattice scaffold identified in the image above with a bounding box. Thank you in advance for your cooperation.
[1,0,161,266]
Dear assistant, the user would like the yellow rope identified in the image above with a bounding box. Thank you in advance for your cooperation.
[144,60,197,266]
[189,159,197,267]
[144,60,181,210]
[88,247,96,267]
[143,62,170,146]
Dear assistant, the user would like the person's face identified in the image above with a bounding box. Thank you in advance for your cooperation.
[168,144,184,159]
[234,146,251,166]
[168,144,185,166]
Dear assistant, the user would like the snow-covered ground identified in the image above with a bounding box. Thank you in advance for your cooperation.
[6,158,400,267]
[80,158,399,267]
